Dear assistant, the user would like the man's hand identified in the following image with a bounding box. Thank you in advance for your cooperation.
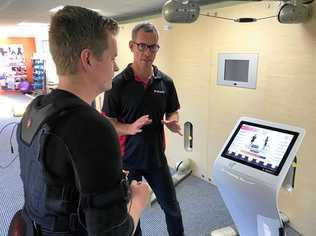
[162,119,183,136]
[128,115,152,135]
[128,180,151,233]
[130,180,150,209]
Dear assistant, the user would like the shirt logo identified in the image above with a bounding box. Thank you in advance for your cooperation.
[153,89,165,94]
[26,118,32,128]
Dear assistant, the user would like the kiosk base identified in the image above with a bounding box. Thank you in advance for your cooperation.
[211,226,238,236]
[211,222,302,236]
[210,212,289,236]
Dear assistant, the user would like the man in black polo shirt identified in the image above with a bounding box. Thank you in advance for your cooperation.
[102,22,184,236]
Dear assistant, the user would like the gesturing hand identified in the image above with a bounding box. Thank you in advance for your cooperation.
[128,115,152,135]
[162,119,183,136]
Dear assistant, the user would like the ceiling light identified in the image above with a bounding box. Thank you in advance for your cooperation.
[90,8,101,12]
[49,6,101,13]
[17,22,49,27]
[49,6,64,13]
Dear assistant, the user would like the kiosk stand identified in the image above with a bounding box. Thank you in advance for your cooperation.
[212,117,305,236]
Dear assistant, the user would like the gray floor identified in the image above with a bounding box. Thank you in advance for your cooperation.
[0,94,29,235]
[0,94,302,236]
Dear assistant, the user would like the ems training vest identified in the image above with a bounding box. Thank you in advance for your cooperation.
[17,95,131,233]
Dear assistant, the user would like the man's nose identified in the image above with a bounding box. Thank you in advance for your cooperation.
[143,47,152,56]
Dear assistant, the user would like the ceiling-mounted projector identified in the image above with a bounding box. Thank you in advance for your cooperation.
[162,0,200,23]
[278,2,312,23]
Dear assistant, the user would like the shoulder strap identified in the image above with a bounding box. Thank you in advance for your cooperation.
[20,95,86,145]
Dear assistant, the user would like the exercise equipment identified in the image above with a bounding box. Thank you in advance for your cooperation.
[150,158,192,204]
[19,80,32,94]
[162,0,200,23]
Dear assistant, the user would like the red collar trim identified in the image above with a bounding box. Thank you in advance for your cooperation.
[134,75,150,88]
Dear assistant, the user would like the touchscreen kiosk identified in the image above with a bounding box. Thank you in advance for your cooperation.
[221,121,299,176]
[213,117,304,236]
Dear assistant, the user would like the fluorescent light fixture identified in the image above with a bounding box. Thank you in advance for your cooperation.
[49,5,101,13]
[49,5,64,13]
[90,8,101,12]
[17,22,49,27]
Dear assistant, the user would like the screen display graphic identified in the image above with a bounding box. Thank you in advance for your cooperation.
[222,121,299,175]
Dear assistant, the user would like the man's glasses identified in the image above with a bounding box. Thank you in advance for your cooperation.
[133,42,160,53]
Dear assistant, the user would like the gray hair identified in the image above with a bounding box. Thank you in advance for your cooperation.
[131,22,159,41]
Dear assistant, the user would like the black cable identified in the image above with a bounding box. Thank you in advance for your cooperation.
[303,0,314,4]
[200,13,234,21]
[200,13,277,23]
[256,15,278,21]
[10,123,18,153]
[0,122,19,169]
[0,154,19,169]
[0,122,18,134]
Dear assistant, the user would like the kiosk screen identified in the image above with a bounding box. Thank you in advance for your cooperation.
[221,121,299,175]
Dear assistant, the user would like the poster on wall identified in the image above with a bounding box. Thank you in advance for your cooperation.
[0,44,27,90]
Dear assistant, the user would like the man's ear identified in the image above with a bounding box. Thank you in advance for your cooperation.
[129,41,134,51]
[80,49,92,71]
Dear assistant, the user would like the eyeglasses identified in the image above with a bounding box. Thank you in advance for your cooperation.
[133,42,160,53]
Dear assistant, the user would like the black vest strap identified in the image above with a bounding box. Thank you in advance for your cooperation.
[23,207,79,232]
[80,175,131,209]
[21,95,85,145]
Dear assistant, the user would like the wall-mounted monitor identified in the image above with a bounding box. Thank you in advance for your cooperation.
[217,53,258,89]
[221,121,299,176]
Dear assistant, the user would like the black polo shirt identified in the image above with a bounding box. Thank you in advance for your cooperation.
[102,64,180,170]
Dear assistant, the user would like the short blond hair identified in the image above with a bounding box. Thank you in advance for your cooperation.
[49,5,118,75]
